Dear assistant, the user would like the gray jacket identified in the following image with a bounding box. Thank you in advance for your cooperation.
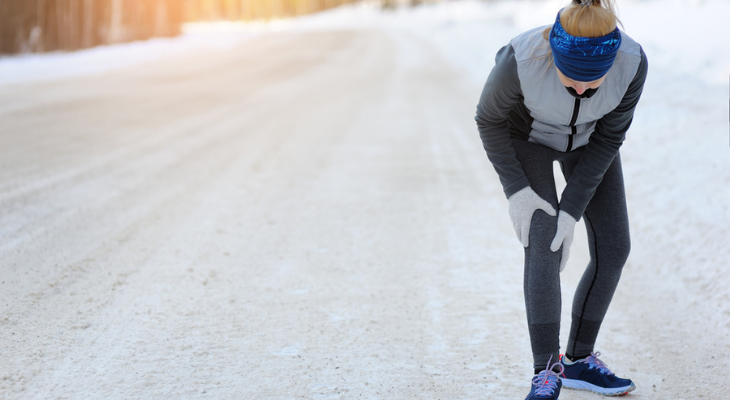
[475,26,648,220]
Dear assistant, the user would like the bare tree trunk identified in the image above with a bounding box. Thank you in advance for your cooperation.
[109,0,123,43]
[55,0,64,49]
[70,0,79,49]
[33,0,46,52]
[81,0,92,48]
[155,0,167,37]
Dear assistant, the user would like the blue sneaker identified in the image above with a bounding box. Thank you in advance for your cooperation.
[525,357,563,400]
[560,352,636,396]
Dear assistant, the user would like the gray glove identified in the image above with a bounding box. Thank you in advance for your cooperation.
[508,186,556,247]
[550,210,577,272]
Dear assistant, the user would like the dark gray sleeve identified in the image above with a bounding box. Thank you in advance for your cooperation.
[475,44,530,199]
[559,47,649,220]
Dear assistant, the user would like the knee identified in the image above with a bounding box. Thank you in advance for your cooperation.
[617,239,631,266]
[528,210,559,248]
[584,215,631,268]
[602,233,631,268]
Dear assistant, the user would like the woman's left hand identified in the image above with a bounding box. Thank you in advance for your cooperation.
[550,211,577,272]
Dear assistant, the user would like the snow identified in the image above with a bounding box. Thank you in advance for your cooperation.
[0,32,254,86]
[1,0,728,398]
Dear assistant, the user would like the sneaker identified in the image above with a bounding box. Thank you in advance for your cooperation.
[525,357,564,400]
[560,352,636,396]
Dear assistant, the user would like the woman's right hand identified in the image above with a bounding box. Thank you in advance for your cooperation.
[508,186,556,247]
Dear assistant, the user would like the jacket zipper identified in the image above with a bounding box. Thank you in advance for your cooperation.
[567,98,580,151]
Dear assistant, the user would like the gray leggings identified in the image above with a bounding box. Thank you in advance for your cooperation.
[511,139,631,370]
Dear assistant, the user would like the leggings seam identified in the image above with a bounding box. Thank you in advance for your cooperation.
[570,213,599,357]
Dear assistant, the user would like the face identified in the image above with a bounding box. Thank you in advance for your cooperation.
[556,68,606,95]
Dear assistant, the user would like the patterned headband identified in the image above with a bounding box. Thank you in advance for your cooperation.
[549,11,621,82]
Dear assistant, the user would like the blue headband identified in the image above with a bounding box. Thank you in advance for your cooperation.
[549,11,621,82]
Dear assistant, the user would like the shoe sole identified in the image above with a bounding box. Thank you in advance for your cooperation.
[561,379,636,396]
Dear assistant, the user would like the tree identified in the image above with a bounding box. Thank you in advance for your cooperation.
[0,0,359,55]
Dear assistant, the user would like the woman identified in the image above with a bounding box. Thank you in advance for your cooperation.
[474,0,647,399]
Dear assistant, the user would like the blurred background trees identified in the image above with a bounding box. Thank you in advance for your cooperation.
[0,0,360,55]
[182,0,361,22]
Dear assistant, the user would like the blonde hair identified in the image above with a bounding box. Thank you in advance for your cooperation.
[542,0,622,41]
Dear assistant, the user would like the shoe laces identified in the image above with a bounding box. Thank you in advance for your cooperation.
[532,356,564,396]
[581,352,613,375]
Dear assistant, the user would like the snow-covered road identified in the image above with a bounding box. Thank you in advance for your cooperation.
[1,1,728,399]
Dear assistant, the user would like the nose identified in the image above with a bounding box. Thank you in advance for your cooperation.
[573,83,588,95]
